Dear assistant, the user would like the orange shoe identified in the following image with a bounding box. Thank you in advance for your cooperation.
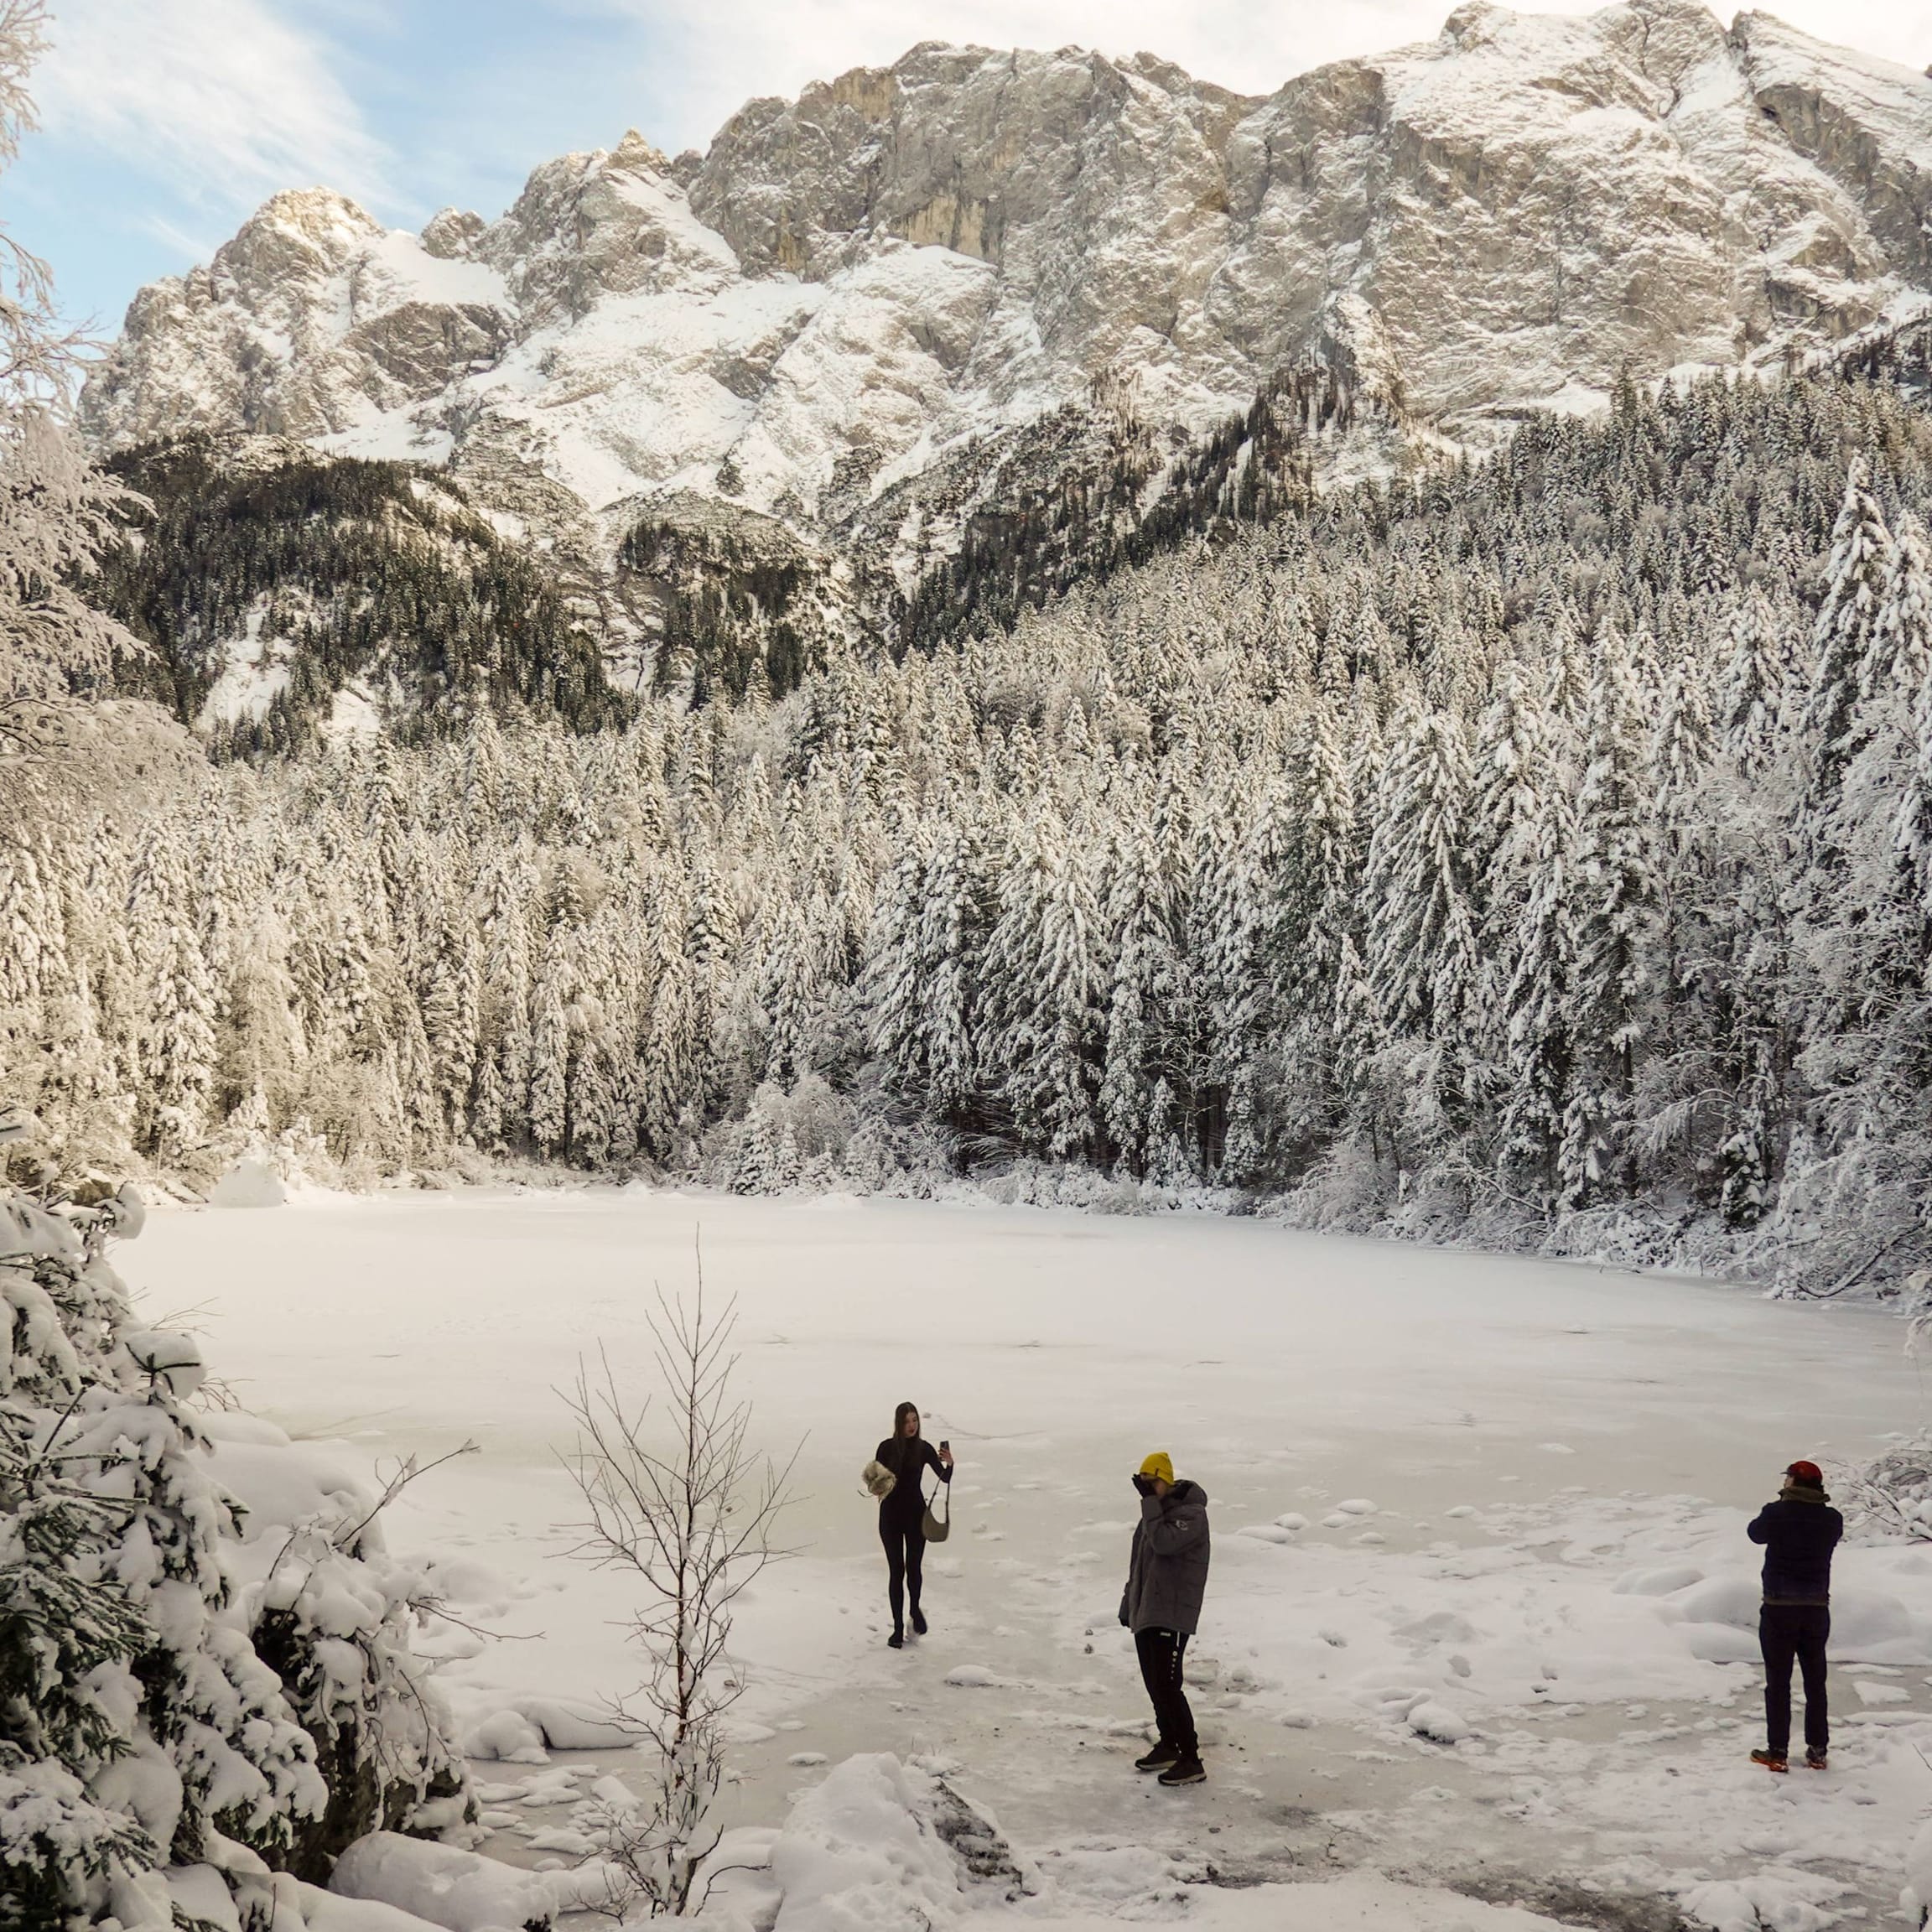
[1750,1749,1789,1774]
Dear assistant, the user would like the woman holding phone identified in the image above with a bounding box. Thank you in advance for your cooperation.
[875,1400,953,1648]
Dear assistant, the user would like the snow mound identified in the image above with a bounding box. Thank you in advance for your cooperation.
[328,1831,610,1931]
[943,1664,1001,1688]
[1680,1868,1847,1932]
[1669,1575,1761,1626]
[297,1884,445,1932]
[1237,1523,1298,1544]
[764,1753,979,1929]
[461,1696,643,1759]
[1903,1816,1932,1923]
[1406,1700,1471,1745]
[1666,1572,1930,1663]
[210,1157,288,1208]
[1613,1563,1706,1596]
[461,1709,547,1763]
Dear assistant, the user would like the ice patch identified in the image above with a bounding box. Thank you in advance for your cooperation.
[1852,1676,1909,1703]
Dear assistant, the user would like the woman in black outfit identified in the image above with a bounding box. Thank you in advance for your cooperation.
[876,1400,953,1648]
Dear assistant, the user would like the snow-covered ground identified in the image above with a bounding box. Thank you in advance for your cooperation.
[136,1186,1932,1929]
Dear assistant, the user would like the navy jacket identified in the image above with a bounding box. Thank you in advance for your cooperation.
[1747,1494,1843,1605]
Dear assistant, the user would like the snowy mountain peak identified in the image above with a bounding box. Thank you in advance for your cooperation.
[80,5,1932,558]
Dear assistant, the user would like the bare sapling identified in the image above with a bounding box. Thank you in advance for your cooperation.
[562,1272,797,1918]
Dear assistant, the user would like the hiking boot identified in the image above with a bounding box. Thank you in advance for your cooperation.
[911,1609,928,1636]
[1750,1749,1788,1774]
[1157,1755,1207,1786]
[887,1631,904,1649]
[1135,1742,1179,1774]
[1805,1749,1828,1771]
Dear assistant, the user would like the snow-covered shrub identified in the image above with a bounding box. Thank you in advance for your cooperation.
[0,1179,318,1928]
[1748,1132,1932,1301]
[250,1504,475,1879]
[0,1161,470,1925]
[703,1075,870,1193]
[1837,1431,1932,1541]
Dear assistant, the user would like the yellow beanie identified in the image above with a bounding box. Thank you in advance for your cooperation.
[1138,1452,1175,1485]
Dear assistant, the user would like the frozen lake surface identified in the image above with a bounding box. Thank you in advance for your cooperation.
[134,1187,1932,1929]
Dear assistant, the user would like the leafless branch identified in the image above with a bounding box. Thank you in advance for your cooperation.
[558,1265,799,1917]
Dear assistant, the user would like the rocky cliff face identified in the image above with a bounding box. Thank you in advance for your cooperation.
[79,0,1932,680]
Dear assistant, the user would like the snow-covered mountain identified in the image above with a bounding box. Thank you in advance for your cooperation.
[78,0,1932,678]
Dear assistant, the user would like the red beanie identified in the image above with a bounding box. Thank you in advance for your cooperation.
[1786,1460,1823,1486]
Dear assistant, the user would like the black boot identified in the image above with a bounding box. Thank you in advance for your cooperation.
[887,1630,904,1649]
[911,1607,928,1636]
[1158,1754,1206,1786]
[1135,1742,1179,1774]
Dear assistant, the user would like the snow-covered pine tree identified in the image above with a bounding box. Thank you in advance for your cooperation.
[0,0,135,813]
[915,817,989,1132]
[1802,459,1893,817]
[1098,812,1183,1175]
[1561,630,1659,1207]
[1363,701,1480,1150]
[1718,588,1793,779]
[979,807,1104,1164]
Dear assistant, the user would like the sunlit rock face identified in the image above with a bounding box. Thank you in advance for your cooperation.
[82,4,1932,535]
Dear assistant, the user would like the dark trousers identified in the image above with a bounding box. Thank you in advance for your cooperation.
[1759,1603,1830,1758]
[880,1522,926,1633]
[1135,1626,1197,1758]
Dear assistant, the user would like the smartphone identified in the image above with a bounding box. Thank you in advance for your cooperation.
[940,1440,950,1452]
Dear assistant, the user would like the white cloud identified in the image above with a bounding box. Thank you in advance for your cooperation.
[614,0,1932,151]
[35,0,389,212]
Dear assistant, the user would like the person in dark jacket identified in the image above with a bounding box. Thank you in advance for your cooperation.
[1118,1452,1211,1787]
[1747,1458,1843,1772]
[875,1401,953,1649]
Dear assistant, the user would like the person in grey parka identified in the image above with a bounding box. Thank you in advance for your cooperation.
[1118,1451,1211,1786]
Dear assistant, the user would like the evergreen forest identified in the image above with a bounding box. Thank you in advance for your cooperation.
[17,361,1932,1296]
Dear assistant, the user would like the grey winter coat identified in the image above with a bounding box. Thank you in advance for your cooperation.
[1118,1478,1211,1635]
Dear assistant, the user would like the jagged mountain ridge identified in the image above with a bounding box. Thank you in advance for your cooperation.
[78,0,1932,704]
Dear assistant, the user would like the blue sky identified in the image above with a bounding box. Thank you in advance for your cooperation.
[12,0,1932,337]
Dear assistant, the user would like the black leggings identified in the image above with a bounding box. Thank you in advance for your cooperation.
[1135,1626,1197,1757]
[880,1521,927,1632]
[1760,1603,1830,1757]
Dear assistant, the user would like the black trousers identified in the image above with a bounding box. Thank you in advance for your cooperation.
[1135,1626,1197,1757]
[1759,1603,1830,1758]
[880,1522,926,1632]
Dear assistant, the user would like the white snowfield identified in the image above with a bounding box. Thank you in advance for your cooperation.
[138,1187,1932,1929]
